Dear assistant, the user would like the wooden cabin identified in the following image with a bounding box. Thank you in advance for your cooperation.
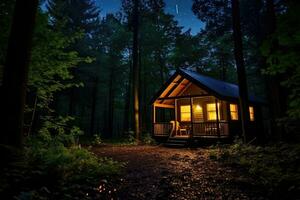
[150,68,264,143]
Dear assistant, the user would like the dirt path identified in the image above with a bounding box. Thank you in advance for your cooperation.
[93,145,266,200]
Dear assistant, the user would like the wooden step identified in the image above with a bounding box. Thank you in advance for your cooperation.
[164,137,189,147]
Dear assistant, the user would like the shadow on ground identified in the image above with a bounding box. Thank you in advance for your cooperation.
[93,145,267,200]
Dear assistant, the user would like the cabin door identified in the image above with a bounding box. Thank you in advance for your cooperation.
[174,99,192,137]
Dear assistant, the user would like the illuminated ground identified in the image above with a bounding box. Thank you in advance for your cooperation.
[93,145,266,200]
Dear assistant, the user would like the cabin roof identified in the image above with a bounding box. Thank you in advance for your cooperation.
[151,68,265,104]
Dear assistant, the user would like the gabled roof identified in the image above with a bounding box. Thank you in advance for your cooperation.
[151,68,264,104]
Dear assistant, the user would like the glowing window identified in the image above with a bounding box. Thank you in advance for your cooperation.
[249,106,255,121]
[193,104,204,122]
[206,103,220,121]
[180,105,191,121]
[230,104,239,120]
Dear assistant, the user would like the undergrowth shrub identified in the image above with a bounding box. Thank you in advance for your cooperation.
[141,132,156,145]
[211,140,300,199]
[0,118,123,199]
[92,134,102,145]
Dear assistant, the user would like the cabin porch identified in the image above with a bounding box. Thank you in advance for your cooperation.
[152,95,230,139]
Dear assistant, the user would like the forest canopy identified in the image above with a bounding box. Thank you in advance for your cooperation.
[0,0,299,142]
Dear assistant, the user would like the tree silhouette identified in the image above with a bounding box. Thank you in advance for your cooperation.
[1,0,39,147]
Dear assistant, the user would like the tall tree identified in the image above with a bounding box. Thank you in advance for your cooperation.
[96,14,131,137]
[47,0,100,117]
[1,0,39,147]
[132,0,140,141]
[263,0,286,139]
[231,0,250,142]
[262,0,300,139]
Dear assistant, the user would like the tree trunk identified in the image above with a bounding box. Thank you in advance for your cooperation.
[132,0,140,142]
[108,64,115,138]
[264,0,286,139]
[0,0,39,148]
[123,55,133,133]
[90,77,98,136]
[231,0,250,142]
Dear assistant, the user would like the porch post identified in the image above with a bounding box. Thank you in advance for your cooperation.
[152,105,156,137]
[175,99,177,136]
[215,98,221,138]
[190,97,194,138]
[153,104,156,123]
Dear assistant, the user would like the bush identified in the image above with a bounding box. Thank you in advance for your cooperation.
[141,132,156,145]
[91,134,102,146]
[0,123,123,199]
[213,141,300,199]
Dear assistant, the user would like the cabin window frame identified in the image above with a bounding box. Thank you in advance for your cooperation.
[230,104,239,120]
[193,104,204,122]
[206,103,220,121]
[180,105,191,122]
[249,106,255,121]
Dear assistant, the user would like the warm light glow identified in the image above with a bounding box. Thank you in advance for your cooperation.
[230,104,239,120]
[194,104,204,122]
[249,106,255,121]
[180,105,191,121]
[196,104,202,110]
[206,103,220,120]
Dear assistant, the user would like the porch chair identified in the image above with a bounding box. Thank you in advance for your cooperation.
[170,121,188,136]
[170,120,179,137]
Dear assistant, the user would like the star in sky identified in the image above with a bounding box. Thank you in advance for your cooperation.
[97,0,204,35]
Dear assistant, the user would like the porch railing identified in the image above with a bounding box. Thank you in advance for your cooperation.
[193,122,229,137]
[153,123,172,136]
[153,122,229,137]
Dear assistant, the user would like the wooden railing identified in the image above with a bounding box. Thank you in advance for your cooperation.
[153,123,172,136]
[193,122,229,137]
[153,122,229,137]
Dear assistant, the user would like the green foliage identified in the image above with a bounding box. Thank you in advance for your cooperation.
[261,1,300,122]
[213,142,300,198]
[92,134,102,145]
[29,12,85,113]
[126,131,137,144]
[0,127,123,199]
[140,131,156,145]
[32,116,83,147]
[208,148,219,160]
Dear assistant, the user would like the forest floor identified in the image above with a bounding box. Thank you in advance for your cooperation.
[93,145,267,200]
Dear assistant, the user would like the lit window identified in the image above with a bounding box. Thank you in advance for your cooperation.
[180,105,191,121]
[230,104,239,120]
[249,106,255,121]
[193,104,204,122]
[206,103,220,121]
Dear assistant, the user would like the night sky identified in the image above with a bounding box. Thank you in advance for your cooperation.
[97,0,204,35]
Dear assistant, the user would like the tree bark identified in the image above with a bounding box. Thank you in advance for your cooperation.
[123,56,133,133]
[90,77,98,136]
[264,0,286,139]
[108,63,115,137]
[0,0,39,148]
[231,0,250,142]
[132,0,140,142]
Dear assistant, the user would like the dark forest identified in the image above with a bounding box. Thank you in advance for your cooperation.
[0,0,299,199]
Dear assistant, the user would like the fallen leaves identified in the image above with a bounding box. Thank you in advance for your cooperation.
[93,146,267,200]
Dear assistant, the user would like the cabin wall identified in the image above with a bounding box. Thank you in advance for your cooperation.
[152,74,264,142]
[176,97,228,123]
[226,102,264,142]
